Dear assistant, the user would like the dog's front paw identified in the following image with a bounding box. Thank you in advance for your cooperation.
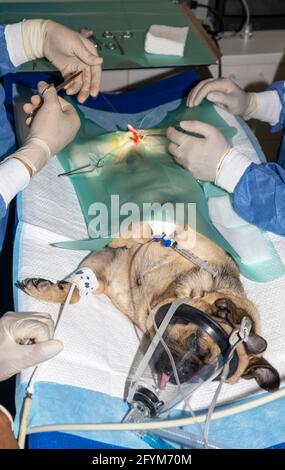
[16,278,80,304]
[16,278,55,297]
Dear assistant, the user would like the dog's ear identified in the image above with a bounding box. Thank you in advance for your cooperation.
[242,357,280,392]
[214,298,267,354]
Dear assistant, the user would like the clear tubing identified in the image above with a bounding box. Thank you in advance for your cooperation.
[25,386,285,438]
[153,428,231,450]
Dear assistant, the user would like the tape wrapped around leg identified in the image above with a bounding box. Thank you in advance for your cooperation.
[65,267,98,298]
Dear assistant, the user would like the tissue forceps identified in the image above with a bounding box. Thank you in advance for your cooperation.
[27,70,83,121]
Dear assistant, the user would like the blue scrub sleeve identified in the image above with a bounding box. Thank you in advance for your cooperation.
[0,195,8,251]
[0,25,17,77]
[233,162,285,236]
[0,25,17,159]
[0,194,7,220]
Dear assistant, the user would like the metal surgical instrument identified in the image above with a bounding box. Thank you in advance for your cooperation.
[27,70,83,121]
[58,154,105,177]
[102,31,125,55]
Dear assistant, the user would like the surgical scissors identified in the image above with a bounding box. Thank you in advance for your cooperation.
[27,70,83,121]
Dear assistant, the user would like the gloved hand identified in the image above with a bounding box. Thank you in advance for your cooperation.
[0,312,63,381]
[11,81,80,176]
[167,120,230,181]
[187,78,258,120]
[22,19,103,103]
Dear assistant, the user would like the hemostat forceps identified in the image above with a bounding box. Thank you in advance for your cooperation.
[58,154,105,177]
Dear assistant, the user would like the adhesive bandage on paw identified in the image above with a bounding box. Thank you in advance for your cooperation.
[65,268,98,299]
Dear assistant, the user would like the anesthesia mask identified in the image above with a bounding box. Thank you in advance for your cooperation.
[125,299,252,422]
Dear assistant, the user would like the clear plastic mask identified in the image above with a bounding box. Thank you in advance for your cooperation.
[127,300,238,417]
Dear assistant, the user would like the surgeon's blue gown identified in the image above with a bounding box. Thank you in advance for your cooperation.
[0,25,17,250]
[232,81,285,236]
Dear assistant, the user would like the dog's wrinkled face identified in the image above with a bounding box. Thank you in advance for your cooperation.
[151,323,221,385]
[151,297,280,392]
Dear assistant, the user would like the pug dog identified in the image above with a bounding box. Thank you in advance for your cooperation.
[17,223,280,392]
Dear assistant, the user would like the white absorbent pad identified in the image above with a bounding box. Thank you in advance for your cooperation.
[13,105,285,449]
[145,25,189,56]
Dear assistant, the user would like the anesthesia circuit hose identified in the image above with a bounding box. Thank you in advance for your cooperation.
[24,387,285,437]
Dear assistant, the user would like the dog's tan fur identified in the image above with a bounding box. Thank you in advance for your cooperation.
[18,223,280,391]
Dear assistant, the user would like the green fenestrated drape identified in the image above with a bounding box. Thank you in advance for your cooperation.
[54,99,285,282]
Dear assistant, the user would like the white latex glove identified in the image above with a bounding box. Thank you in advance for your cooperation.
[187,78,258,120]
[0,312,63,381]
[167,120,230,181]
[22,19,103,103]
[10,81,80,176]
